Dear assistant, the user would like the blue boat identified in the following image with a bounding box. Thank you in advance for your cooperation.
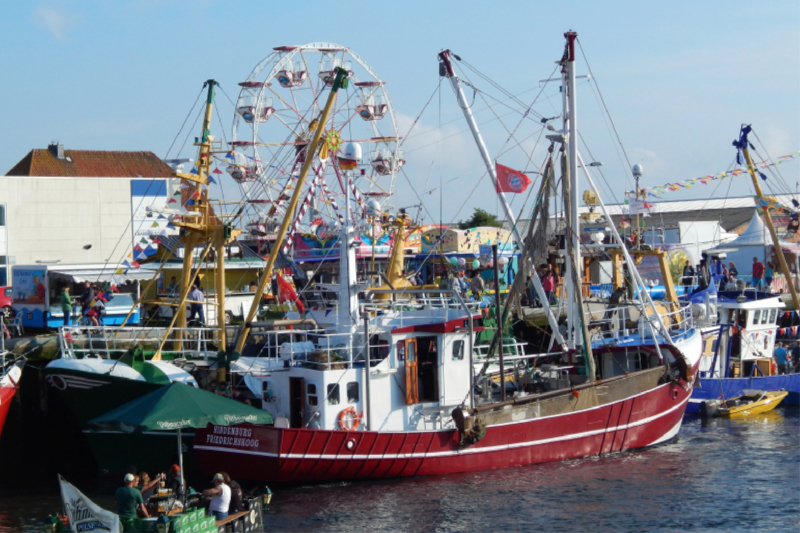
[688,286,799,415]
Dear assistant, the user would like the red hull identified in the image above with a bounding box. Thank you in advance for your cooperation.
[195,378,693,483]
[0,385,16,439]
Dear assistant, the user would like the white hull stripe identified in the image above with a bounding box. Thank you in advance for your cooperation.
[194,394,689,461]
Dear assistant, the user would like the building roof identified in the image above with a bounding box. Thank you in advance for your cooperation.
[6,144,174,177]
[508,194,800,235]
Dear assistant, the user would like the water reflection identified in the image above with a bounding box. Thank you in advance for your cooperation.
[1,407,797,532]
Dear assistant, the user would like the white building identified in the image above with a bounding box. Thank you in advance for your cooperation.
[0,143,175,285]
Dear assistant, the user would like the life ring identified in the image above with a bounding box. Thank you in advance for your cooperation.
[337,407,361,431]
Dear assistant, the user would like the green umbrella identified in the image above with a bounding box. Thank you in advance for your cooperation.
[89,382,272,497]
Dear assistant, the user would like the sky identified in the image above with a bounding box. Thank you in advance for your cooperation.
[2,0,799,226]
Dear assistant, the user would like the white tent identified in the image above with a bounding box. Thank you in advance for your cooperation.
[704,210,800,279]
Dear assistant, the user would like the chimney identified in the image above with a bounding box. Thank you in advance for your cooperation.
[48,142,65,159]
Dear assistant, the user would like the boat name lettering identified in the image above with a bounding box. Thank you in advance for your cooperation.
[205,434,259,448]
[213,425,254,436]
[156,419,191,429]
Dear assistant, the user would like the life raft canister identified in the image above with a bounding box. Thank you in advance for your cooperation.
[337,407,362,431]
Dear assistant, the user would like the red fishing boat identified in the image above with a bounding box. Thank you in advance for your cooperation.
[193,34,703,483]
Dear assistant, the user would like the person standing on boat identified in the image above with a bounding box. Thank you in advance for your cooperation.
[542,269,555,305]
[792,342,800,374]
[752,257,765,289]
[682,261,695,292]
[728,261,738,283]
[764,263,774,289]
[60,286,73,326]
[203,473,231,521]
[773,342,789,375]
[79,281,94,320]
[188,284,205,324]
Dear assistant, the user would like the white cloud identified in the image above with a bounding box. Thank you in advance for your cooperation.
[33,6,77,41]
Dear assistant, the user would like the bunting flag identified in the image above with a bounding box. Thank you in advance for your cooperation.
[130,260,141,269]
[122,260,131,268]
[167,221,176,229]
[186,199,195,206]
[153,237,161,244]
[207,176,217,184]
[157,214,166,219]
[133,245,143,252]
[225,152,235,160]
[625,151,799,199]
[173,190,182,196]
[212,168,223,174]
[139,237,148,244]
[115,268,125,275]
[190,168,199,175]
[150,221,160,228]
[168,198,177,204]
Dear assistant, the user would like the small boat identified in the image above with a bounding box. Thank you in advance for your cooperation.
[701,389,788,418]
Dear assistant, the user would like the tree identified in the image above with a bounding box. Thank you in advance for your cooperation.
[457,208,504,230]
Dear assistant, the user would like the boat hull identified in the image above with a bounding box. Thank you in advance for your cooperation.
[719,391,788,418]
[0,359,23,439]
[687,374,800,415]
[194,377,692,483]
[0,385,15,438]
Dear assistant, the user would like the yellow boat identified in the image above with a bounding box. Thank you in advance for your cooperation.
[713,390,789,418]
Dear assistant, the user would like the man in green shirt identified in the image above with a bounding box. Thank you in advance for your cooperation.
[115,473,149,519]
[60,287,73,326]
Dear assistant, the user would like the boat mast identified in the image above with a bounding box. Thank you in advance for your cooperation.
[736,125,800,309]
[234,67,351,354]
[438,50,566,348]
[563,31,581,350]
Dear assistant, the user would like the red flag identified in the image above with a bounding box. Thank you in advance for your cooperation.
[495,163,532,193]
[212,167,223,174]
[277,276,305,313]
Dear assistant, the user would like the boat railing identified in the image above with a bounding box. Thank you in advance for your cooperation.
[588,301,694,344]
[57,325,221,360]
[244,327,369,370]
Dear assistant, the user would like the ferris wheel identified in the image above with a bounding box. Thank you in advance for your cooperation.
[228,43,403,242]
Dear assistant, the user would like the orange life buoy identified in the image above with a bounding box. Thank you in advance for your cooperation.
[337,407,361,431]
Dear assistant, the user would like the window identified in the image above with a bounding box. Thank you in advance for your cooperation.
[752,310,760,325]
[307,383,318,406]
[761,311,768,325]
[0,205,5,227]
[769,309,777,324]
[327,383,340,405]
[452,339,465,360]
[396,340,405,362]
[347,382,359,403]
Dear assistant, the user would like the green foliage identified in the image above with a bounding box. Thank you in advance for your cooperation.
[457,208,504,230]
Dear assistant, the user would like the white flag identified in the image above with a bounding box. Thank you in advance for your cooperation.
[59,475,121,533]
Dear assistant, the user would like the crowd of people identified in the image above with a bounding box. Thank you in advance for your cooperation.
[59,281,110,327]
[115,464,246,522]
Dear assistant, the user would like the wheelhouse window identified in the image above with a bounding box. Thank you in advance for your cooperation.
[769,309,777,324]
[347,382,359,403]
[307,383,318,406]
[452,339,465,360]
[396,340,405,362]
[327,383,340,405]
[761,311,769,325]
[752,310,760,325]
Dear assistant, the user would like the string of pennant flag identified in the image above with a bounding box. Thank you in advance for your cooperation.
[626,151,799,198]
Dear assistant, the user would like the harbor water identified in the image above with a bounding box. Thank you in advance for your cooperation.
[1,406,797,532]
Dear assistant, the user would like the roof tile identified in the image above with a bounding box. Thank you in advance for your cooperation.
[6,148,173,177]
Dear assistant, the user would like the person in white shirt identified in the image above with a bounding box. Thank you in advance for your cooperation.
[203,473,231,520]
